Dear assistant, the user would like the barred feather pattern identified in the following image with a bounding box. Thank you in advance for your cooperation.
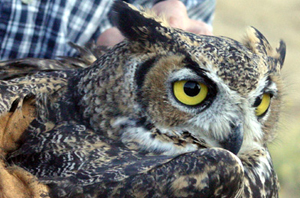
[1,2,285,198]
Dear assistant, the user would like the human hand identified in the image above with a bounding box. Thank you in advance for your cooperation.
[152,0,212,35]
[97,0,212,46]
[97,27,124,47]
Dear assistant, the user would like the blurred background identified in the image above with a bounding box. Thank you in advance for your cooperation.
[213,0,300,197]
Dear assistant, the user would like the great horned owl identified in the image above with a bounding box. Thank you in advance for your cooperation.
[0,1,285,198]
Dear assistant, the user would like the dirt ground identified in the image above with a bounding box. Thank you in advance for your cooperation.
[213,1,300,197]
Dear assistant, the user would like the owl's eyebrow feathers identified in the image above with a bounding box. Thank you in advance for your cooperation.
[257,76,277,97]
[134,57,158,91]
[183,56,208,78]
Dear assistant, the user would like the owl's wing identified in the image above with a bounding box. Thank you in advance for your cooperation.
[0,42,105,155]
[36,146,277,198]
[0,71,71,157]
[0,66,72,198]
[42,150,278,198]
[8,116,279,198]
[0,58,77,80]
[50,149,244,198]
[10,119,244,198]
[0,43,107,198]
[0,42,105,81]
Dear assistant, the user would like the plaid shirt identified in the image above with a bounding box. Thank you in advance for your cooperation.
[0,0,215,60]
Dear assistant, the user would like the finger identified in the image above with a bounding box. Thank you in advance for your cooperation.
[186,20,213,35]
[168,16,186,30]
[97,27,124,47]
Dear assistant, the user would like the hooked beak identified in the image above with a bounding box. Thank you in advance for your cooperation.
[220,123,244,155]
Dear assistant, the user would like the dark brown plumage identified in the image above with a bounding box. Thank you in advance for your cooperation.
[0,1,285,197]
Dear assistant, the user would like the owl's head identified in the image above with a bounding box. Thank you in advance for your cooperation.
[81,2,286,156]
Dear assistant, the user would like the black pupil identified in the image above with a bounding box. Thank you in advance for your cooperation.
[184,81,201,97]
[253,95,263,107]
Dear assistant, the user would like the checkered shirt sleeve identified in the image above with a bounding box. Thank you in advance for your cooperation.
[0,0,114,60]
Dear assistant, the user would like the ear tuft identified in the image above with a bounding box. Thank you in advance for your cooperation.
[111,1,169,43]
[275,40,286,68]
[242,27,272,55]
[243,27,286,70]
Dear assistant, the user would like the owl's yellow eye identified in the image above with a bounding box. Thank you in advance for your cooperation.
[173,80,208,106]
[254,93,271,116]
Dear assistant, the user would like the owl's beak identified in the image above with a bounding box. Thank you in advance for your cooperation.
[220,123,244,155]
